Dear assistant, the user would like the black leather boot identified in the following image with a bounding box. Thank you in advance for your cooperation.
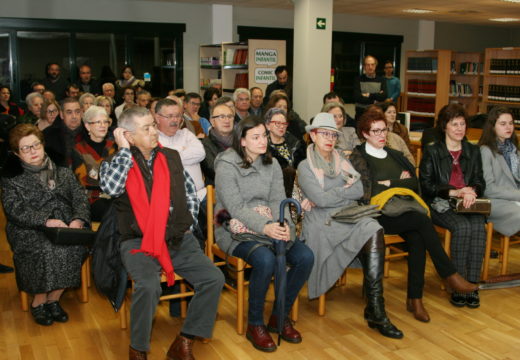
[360,229,404,339]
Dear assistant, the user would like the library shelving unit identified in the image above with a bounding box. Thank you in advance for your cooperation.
[449,52,483,116]
[403,49,451,130]
[481,47,520,129]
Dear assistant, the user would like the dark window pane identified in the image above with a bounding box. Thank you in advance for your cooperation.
[0,33,10,88]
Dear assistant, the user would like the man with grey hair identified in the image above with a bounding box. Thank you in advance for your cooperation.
[136,90,151,108]
[100,107,223,360]
[19,92,44,125]
[232,88,251,121]
[102,82,116,102]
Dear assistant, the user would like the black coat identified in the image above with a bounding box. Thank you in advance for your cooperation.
[419,139,485,205]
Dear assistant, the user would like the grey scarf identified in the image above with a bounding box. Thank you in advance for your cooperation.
[498,139,520,186]
[21,155,57,190]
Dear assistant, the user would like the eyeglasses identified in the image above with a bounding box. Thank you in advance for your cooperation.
[211,114,234,120]
[271,121,289,127]
[88,120,111,126]
[19,141,42,154]
[158,113,182,120]
[46,109,58,114]
[370,128,389,136]
[316,130,339,140]
[188,101,201,107]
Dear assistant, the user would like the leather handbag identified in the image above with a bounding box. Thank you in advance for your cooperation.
[330,203,381,224]
[382,195,427,217]
[44,227,96,246]
[448,197,491,216]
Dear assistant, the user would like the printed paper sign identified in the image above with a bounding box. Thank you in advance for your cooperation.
[254,68,276,84]
[255,49,278,65]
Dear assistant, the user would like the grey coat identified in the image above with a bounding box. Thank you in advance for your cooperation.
[297,159,382,299]
[1,156,90,293]
[481,145,520,236]
[214,149,293,255]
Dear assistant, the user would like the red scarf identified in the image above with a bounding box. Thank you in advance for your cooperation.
[126,150,175,286]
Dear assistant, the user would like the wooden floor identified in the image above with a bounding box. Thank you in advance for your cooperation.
[2,212,520,359]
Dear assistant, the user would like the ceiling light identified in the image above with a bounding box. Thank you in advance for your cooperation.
[402,9,434,14]
[489,17,520,22]
[500,0,520,3]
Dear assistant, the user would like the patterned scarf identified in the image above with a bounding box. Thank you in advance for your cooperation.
[21,154,56,190]
[498,139,520,186]
[306,144,360,189]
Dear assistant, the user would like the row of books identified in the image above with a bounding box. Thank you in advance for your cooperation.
[233,73,248,89]
[200,77,221,88]
[489,58,520,75]
[407,79,436,95]
[487,85,520,103]
[407,98,435,115]
[449,81,473,97]
[200,57,220,66]
[407,57,438,73]
[450,61,483,75]
[224,49,248,65]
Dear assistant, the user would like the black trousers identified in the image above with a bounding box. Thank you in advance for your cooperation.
[378,211,456,298]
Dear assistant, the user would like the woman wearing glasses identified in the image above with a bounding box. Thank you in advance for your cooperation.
[321,101,360,158]
[71,106,117,221]
[1,124,89,326]
[420,103,486,309]
[37,100,60,132]
[350,107,477,323]
[297,113,403,339]
[265,108,306,197]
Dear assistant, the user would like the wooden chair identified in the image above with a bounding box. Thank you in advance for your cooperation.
[317,233,408,316]
[118,273,194,329]
[206,185,299,334]
[435,222,494,282]
[486,231,520,276]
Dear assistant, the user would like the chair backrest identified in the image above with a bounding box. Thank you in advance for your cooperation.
[206,185,216,258]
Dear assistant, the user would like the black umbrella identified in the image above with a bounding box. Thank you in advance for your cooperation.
[273,198,302,346]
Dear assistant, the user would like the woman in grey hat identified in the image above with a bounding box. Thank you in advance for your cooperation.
[297,112,403,339]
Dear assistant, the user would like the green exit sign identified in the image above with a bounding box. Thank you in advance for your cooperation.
[316,18,326,30]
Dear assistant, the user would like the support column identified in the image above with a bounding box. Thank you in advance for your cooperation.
[417,20,435,50]
[211,4,233,44]
[293,0,333,122]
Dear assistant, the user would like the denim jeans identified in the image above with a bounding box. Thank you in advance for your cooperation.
[232,239,314,325]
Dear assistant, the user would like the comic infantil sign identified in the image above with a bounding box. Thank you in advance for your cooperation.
[254,68,276,84]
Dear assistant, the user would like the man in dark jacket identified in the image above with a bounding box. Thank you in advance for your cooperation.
[353,55,387,121]
[100,107,224,360]
[42,63,68,100]
[78,65,101,95]
[263,65,291,104]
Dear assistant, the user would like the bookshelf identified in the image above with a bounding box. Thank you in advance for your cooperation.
[481,47,520,129]
[449,52,483,116]
[403,50,452,130]
[199,40,286,96]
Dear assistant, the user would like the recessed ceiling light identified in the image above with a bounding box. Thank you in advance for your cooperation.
[489,17,520,22]
[402,9,434,14]
[500,0,520,3]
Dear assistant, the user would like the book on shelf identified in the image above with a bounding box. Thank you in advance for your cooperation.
[200,56,221,66]
[449,80,473,97]
[407,57,438,73]
[489,59,520,75]
[407,79,436,95]
[234,73,248,89]
[406,97,436,115]
[458,62,483,75]
[487,85,520,102]
[224,49,248,65]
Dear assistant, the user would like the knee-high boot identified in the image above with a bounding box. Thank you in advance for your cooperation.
[359,228,404,339]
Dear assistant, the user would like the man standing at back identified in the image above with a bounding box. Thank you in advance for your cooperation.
[353,55,387,121]
[78,65,101,95]
[100,107,224,360]
[43,63,68,101]
[264,65,291,104]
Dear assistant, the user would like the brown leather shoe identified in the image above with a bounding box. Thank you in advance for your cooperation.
[166,335,195,360]
[129,346,147,360]
[267,315,302,344]
[445,273,478,293]
[406,298,430,323]
[246,324,277,352]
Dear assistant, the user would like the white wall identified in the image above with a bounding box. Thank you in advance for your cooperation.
[435,22,518,51]
[2,0,213,93]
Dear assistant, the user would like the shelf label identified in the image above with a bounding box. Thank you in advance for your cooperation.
[254,68,276,84]
[316,18,326,30]
[255,49,278,65]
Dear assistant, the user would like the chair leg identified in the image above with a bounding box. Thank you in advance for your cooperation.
[340,269,347,285]
[20,291,29,312]
[119,298,127,329]
[501,235,510,275]
[86,256,91,288]
[318,294,325,316]
[78,260,89,303]
[481,223,493,281]
[290,296,299,322]
[237,260,245,335]
[384,246,390,278]
[180,280,187,318]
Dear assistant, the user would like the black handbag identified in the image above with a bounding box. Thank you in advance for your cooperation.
[449,197,491,216]
[330,203,381,223]
[44,227,96,246]
[382,195,427,217]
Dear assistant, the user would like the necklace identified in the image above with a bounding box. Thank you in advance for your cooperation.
[449,149,462,165]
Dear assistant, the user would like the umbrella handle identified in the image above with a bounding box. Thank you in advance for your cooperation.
[278,198,301,226]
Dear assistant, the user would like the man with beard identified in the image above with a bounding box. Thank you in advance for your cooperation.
[42,63,68,100]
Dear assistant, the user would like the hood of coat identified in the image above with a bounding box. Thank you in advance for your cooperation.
[215,147,268,177]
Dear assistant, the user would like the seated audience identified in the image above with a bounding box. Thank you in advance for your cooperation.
[79,93,96,113]
[101,83,116,103]
[420,103,486,308]
[199,86,220,120]
[265,108,306,196]
[77,64,101,95]
[65,84,80,99]
[115,87,136,120]
[100,107,223,360]
[184,92,210,136]
[0,86,24,119]
[1,124,89,326]
[233,88,251,121]
[264,93,306,141]
[479,106,520,237]
[115,65,144,94]
[43,63,68,100]
[381,102,412,153]
[31,81,45,94]
[72,106,116,221]
[249,87,264,116]
[95,95,116,125]
[19,92,44,125]
[321,101,360,158]
[297,113,403,339]
[201,103,234,185]
[350,108,477,322]
[136,90,151,109]
[37,100,60,131]
[215,116,313,352]
[43,90,56,103]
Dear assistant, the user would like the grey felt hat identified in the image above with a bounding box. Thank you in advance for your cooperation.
[305,112,340,133]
